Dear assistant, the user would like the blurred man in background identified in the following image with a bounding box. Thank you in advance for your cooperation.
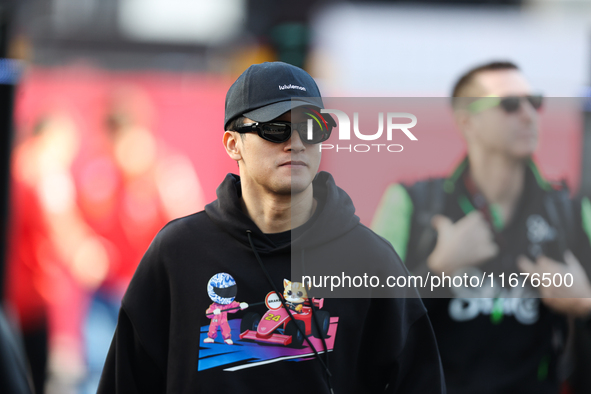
[7,112,111,394]
[373,61,591,393]
[76,85,205,393]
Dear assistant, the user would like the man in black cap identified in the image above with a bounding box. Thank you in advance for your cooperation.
[98,62,445,393]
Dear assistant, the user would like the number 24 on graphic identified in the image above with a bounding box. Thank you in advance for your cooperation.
[264,314,281,322]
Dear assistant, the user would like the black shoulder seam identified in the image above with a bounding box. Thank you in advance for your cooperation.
[392,310,430,361]
[359,223,400,254]
[120,303,168,376]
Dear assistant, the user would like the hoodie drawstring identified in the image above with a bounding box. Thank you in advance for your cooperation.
[304,248,333,393]
[246,230,334,394]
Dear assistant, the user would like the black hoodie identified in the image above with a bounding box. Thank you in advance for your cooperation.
[98,171,445,394]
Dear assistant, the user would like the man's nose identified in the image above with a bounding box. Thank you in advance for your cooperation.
[519,97,539,120]
[287,129,306,152]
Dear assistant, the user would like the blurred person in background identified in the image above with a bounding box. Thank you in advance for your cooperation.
[372,61,591,393]
[5,130,53,394]
[7,112,111,394]
[76,85,205,303]
[75,85,205,393]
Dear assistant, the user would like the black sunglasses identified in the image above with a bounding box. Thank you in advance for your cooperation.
[234,121,332,144]
[468,95,543,114]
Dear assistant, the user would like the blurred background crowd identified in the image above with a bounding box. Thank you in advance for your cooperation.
[1,0,591,393]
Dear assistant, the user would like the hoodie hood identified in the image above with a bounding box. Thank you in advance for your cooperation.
[204,171,360,252]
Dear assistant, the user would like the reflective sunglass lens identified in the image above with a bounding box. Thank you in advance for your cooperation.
[499,95,543,113]
[250,121,332,144]
[261,123,291,142]
[527,95,543,110]
[500,97,521,112]
[294,122,332,144]
[298,129,328,144]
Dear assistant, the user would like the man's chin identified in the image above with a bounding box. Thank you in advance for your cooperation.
[289,175,314,195]
[510,147,537,161]
[267,173,313,196]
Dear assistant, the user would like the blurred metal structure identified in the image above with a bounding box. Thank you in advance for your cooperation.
[17,0,527,72]
[19,0,326,70]
[0,1,17,303]
[0,305,34,394]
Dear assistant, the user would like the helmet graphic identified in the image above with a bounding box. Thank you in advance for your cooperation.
[207,273,237,305]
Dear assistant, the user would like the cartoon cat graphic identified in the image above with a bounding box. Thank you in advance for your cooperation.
[283,279,309,313]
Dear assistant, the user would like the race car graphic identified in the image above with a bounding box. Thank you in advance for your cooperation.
[239,290,330,347]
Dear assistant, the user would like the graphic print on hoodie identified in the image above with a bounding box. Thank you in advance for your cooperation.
[199,273,339,371]
[97,171,445,394]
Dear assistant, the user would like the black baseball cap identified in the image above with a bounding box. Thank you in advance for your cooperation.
[224,62,336,130]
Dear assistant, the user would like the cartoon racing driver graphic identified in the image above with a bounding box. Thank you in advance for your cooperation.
[204,273,248,345]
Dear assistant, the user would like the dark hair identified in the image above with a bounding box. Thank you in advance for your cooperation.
[225,116,246,132]
[226,116,247,141]
[451,61,519,108]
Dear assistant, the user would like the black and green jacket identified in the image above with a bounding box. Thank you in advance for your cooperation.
[372,158,591,394]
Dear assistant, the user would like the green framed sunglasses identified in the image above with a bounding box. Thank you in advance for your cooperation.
[468,95,543,114]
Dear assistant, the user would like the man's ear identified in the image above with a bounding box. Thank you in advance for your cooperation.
[223,131,242,162]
